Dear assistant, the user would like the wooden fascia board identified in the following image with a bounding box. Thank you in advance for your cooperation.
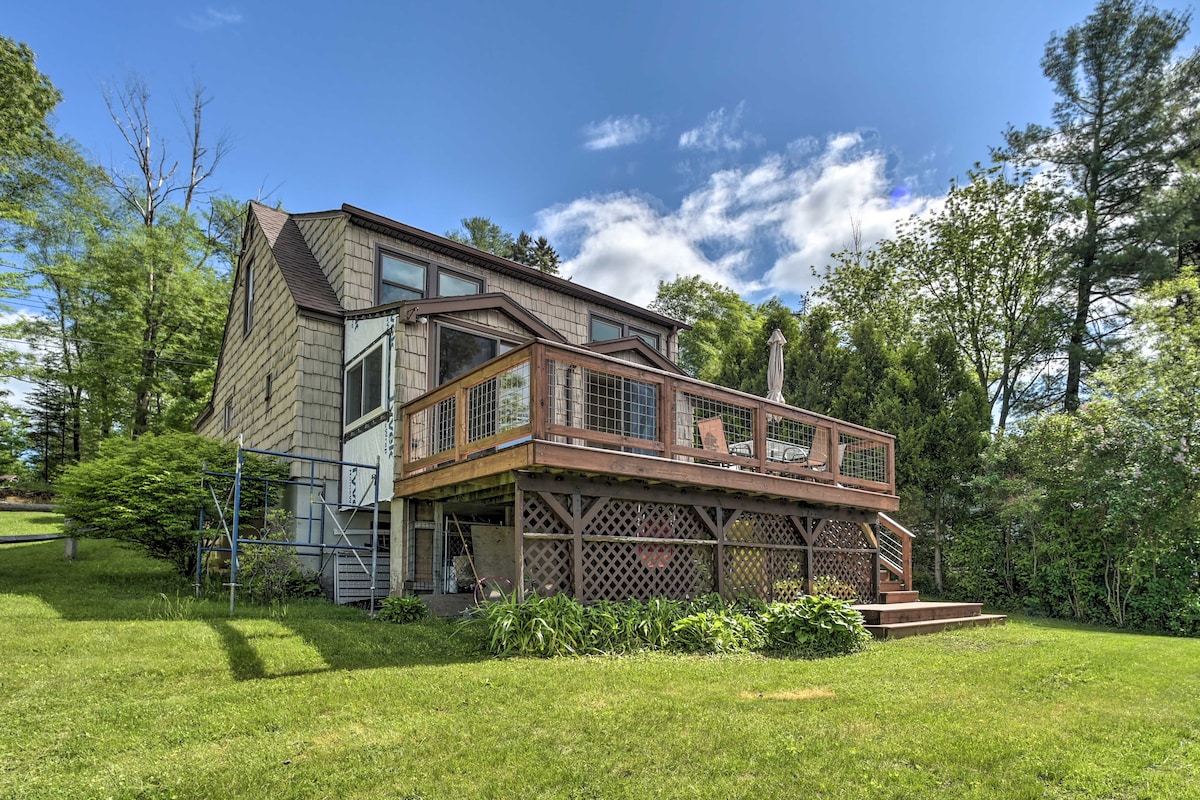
[352,293,567,343]
[585,337,685,375]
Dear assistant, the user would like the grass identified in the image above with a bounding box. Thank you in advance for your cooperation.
[0,510,64,537]
[2,538,1199,799]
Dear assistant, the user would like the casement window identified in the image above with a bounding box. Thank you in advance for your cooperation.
[588,313,662,351]
[344,345,385,425]
[378,249,483,304]
[242,259,255,336]
[436,324,517,386]
[223,398,234,432]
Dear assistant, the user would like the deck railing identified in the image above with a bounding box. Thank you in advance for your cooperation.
[877,513,915,589]
[401,340,896,496]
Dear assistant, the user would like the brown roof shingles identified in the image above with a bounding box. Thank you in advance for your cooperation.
[250,201,343,319]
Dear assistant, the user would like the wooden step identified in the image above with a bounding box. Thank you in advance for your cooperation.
[865,614,1007,640]
[879,579,904,592]
[879,590,919,604]
[854,601,982,625]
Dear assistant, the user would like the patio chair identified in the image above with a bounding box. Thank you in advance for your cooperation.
[696,416,752,463]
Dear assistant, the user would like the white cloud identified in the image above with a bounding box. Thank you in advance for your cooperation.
[538,132,940,307]
[179,7,243,32]
[581,115,654,151]
[678,102,761,153]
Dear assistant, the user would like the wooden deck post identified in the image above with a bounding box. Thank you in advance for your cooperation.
[571,489,584,602]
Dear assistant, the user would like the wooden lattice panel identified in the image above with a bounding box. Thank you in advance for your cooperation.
[811,550,874,602]
[521,492,571,536]
[725,512,803,546]
[524,538,573,596]
[584,498,714,542]
[581,540,713,602]
[813,519,871,550]
[723,545,807,600]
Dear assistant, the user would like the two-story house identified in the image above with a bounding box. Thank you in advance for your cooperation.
[198,201,910,611]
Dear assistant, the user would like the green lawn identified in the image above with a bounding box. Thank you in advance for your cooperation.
[0,509,64,538]
[2,539,1198,800]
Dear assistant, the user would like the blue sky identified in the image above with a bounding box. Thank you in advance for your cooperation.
[7,0,1198,309]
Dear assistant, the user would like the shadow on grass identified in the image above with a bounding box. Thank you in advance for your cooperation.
[2,538,489,680]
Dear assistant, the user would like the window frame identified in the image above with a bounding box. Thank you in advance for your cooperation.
[343,343,387,427]
[242,258,255,337]
[434,321,520,387]
[376,246,485,304]
[588,312,662,352]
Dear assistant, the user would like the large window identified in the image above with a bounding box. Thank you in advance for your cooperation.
[378,249,483,304]
[589,313,661,351]
[436,325,516,385]
[345,345,384,425]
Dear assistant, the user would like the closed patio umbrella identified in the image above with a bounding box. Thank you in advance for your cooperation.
[766,328,786,404]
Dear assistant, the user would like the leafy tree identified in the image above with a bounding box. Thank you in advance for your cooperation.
[650,275,758,381]
[813,219,919,342]
[889,165,1067,430]
[870,332,990,593]
[949,269,1200,632]
[1003,0,1200,412]
[0,36,61,230]
[0,37,59,156]
[0,392,30,476]
[56,433,286,575]
[102,77,230,435]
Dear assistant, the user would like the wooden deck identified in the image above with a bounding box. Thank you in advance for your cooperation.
[396,339,899,514]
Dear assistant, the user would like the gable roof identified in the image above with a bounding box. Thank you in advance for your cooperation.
[347,293,569,343]
[250,202,343,319]
[331,204,689,332]
[585,336,686,374]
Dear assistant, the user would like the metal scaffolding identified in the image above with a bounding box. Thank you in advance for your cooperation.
[195,443,383,615]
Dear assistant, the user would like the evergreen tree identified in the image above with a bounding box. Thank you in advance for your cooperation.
[1004,0,1200,411]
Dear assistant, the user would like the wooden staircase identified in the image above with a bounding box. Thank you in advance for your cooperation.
[855,597,1007,639]
[862,514,1006,639]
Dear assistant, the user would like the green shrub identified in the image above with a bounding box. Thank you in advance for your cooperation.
[376,595,430,624]
[671,610,765,654]
[56,433,287,575]
[478,592,871,659]
[237,510,321,603]
[762,594,872,657]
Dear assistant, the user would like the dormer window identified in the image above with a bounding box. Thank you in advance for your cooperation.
[380,253,426,303]
[377,248,484,304]
[589,313,662,351]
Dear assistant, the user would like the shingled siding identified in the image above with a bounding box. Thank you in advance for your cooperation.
[293,214,354,309]
[198,218,301,457]
[295,316,344,478]
[344,224,676,359]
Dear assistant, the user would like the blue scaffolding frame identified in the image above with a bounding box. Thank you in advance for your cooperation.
[195,444,383,615]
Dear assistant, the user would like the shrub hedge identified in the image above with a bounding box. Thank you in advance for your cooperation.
[478,592,871,658]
